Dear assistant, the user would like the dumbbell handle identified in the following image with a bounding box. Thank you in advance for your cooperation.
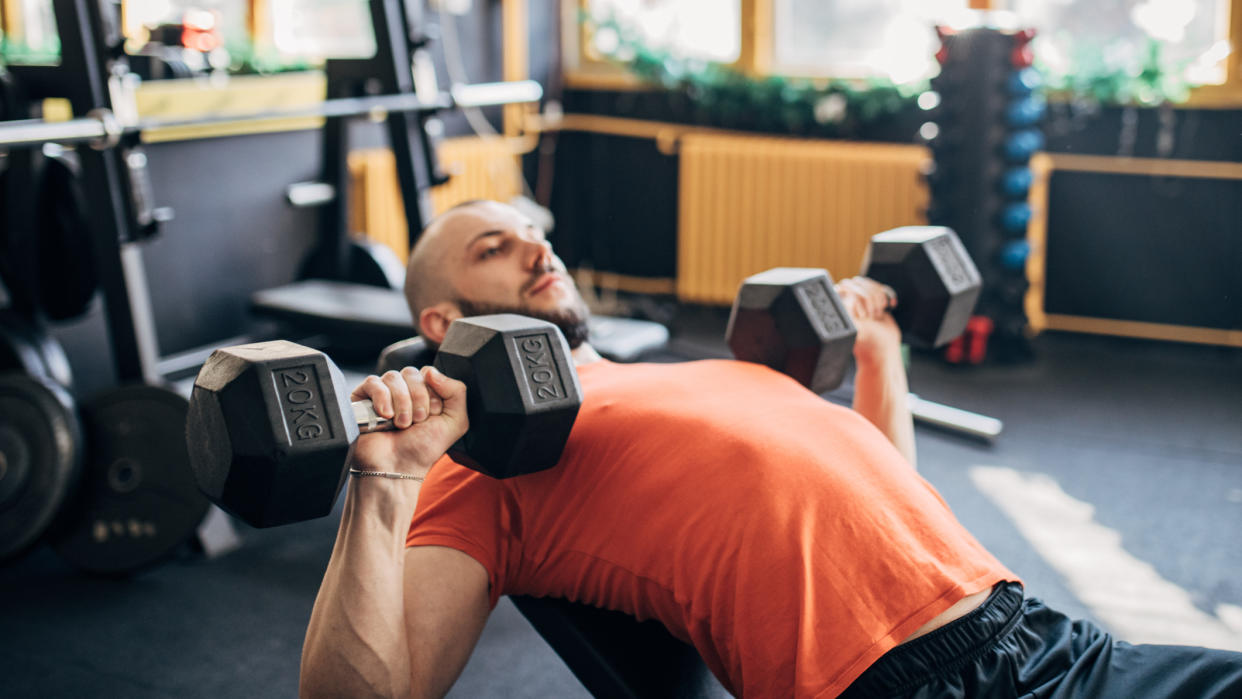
[352,400,396,434]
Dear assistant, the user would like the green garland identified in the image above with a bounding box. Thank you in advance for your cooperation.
[586,18,922,138]
[0,34,312,76]
[223,40,315,76]
[1041,39,1195,107]
[588,16,1208,133]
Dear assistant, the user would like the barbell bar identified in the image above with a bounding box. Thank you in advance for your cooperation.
[0,79,543,151]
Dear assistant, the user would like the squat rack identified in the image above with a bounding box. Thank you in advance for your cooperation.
[0,0,541,385]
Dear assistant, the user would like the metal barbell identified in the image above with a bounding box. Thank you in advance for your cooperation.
[0,79,543,151]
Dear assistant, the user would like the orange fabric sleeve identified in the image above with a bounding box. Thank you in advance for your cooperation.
[406,458,515,609]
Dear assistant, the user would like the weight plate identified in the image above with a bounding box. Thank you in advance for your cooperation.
[300,239,406,289]
[0,372,83,561]
[49,384,209,574]
[37,152,98,322]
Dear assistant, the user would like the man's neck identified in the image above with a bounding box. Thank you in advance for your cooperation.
[572,343,603,366]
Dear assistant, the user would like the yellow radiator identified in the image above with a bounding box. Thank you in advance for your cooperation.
[676,134,931,305]
[348,136,523,262]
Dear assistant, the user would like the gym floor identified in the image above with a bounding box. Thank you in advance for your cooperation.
[2,308,1240,698]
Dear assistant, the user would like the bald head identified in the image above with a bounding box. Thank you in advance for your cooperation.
[402,198,591,348]
[403,200,489,335]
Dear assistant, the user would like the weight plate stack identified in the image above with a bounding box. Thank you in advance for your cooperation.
[0,372,83,561]
[49,384,209,574]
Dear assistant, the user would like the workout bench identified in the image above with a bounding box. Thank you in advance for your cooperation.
[255,279,671,364]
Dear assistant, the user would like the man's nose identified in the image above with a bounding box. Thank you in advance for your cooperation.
[523,238,554,270]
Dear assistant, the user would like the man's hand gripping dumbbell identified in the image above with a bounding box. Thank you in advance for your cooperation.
[724,227,984,462]
[185,314,582,528]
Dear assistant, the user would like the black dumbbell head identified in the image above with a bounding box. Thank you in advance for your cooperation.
[434,314,582,478]
[862,226,982,349]
[725,268,857,393]
[186,340,357,528]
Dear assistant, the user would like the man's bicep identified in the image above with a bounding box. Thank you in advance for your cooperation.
[403,545,492,698]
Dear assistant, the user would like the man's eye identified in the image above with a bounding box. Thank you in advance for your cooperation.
[479,246,501,260]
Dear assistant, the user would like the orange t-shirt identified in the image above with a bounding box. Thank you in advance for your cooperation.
[407,359,1016,698]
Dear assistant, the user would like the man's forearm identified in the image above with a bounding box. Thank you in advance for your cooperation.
[852,348,917,468]
[300,480,421,698]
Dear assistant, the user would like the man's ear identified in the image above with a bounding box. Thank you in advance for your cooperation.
[419,302,462,345]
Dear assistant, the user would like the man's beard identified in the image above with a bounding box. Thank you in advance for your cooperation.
[454,295,592,350]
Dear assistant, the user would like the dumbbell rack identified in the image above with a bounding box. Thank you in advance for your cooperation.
[925,22,1044,362]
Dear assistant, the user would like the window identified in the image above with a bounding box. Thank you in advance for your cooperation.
[566,0,965,86]
[565,0,1242,105]
[586,0,740,63]
[0,0,377,67]
[123,0,249,55]
[771,0,967,83]
[265,0,375,59]
[1010,0,1231,85]
[566,0,742,86]
[0,0,61,62]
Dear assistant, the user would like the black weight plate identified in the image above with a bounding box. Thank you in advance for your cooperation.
[0,372,83,561]
[349,238,406,289]
[300,239,406,289]
[37,152,98,322]
[50,384,209,574]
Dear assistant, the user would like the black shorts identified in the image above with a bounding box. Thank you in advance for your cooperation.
[840,582,1242,698]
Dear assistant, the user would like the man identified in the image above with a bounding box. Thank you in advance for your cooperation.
[300,200,1242,698]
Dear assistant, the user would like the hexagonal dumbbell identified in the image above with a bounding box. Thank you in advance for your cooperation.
[725,268,858,394]
[726,227,983,393]
[185,314,581,528]
[861,226,982,349]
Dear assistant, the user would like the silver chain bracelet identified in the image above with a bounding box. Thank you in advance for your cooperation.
[349,468,425,482]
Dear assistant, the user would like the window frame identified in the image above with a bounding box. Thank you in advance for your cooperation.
[561,0,1242,107]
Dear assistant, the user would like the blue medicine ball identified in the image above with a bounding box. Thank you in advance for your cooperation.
[1007,68,1042,96]
[1000,202,1032,233]
[1000,167,1033,197]
[1008,95,1048,127]
[1006,97,1046,127]
[1000,240,1030,270]
[1003,129,1044,162]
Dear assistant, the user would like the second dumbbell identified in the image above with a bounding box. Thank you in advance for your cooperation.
[726,226,982,392]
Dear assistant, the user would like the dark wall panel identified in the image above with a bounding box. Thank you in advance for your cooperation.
[1044,171,1241,330]
[141,130,323,354]
[48,129,323,395]
[1044,105,1242,162]
[548,132,679,279]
